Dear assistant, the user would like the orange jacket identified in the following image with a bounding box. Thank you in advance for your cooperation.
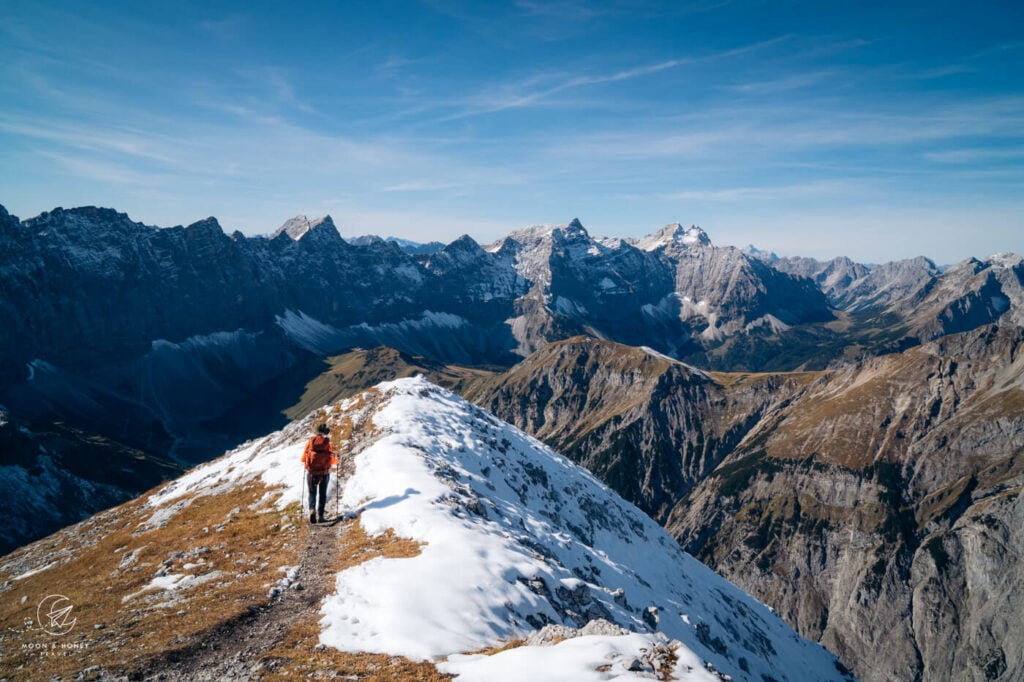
[301,435,337,474]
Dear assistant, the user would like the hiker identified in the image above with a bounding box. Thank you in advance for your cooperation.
[301,423,337,524]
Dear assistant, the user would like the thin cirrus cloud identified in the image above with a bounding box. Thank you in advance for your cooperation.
[668,180,862,202]
[923,147,1024,164]
[726,70,836,94]
[37,151,167,187]
[435,35,790,121]
[0,2,1020,261]
[0,116,185,165]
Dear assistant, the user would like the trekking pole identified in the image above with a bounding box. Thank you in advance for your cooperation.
[300,468,305,519]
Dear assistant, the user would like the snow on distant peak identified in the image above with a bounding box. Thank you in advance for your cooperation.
[636,223,711,251]
[987,252,1023,269]
[271,214,336,240]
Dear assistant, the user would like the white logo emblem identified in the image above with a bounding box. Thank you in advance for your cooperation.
[37,594,77,636]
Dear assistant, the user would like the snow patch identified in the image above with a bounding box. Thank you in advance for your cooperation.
[639,346,676,364]
[442,632,718,681]
[987,252,1023,269]
[315,378,846,680]
[12,561,58,581]
[122,571,223,603]
[745,314,791,334]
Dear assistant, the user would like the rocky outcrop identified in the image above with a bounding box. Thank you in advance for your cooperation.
[772,255,936,312]
[463,337,815,523]
[667,324,1024,682]
[648,226,834,340]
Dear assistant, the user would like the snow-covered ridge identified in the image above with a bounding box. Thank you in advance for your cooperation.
[142,377,850,681]
[634,223,712,252]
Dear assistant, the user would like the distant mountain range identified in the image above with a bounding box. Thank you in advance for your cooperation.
[1,202,1022,680]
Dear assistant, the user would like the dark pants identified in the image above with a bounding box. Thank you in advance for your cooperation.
[307,472,329,516]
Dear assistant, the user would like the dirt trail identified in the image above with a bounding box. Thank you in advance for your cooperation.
[135,465,355,681]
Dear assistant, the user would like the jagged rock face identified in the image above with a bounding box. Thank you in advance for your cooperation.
[772,255,938,312]
[1,208,833,390]
[0,207,445,382]
[667,324,1024,682]
[657,242,834,340]
[425,234,529,308]
[771,256,872,307]
[898,255,1024,342]
[493,220,832,359]
[492,221,687,357]
[771,251,1024,344]
[464,337,811,523]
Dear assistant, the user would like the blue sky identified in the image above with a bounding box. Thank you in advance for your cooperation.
[1,0,1022,262]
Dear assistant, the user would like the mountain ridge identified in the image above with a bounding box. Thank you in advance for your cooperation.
[0,377,852,681]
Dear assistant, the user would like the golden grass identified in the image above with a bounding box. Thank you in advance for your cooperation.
[285,348,495,421]
[257,518,438,681]
[0,479,300,680]
[465,638,527,656]
[710,369,826,390]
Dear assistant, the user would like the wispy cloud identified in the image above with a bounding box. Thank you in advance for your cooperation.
[924,146,1024,164]
[381,180,470,192]
[669,179,861,202]
[909,64,974,80]
[376,53,417,77]
[727,70,835,94]
[549,95,1024,164]
[438,35,789,120]
[0,116,184,164]
[38,151,165,186]
[514,0,602,22]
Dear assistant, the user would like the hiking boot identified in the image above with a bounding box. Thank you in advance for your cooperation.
[318,511,326,523]
[309,510,316,524]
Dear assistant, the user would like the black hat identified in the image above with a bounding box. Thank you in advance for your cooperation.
[316,423,330,435]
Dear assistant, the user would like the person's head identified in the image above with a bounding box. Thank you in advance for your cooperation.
[316,423,330,436]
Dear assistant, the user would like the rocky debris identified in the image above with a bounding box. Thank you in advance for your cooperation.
[527,619,684,680]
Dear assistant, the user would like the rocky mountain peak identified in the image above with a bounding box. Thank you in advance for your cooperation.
[636,222,711,251]
[743,243,778,261]
[271,214,337,241]
[184,217,225,236]
[424,234,488,272]
[552,218,591,244]
[447,233,482,251]
[988,252,1024,269]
